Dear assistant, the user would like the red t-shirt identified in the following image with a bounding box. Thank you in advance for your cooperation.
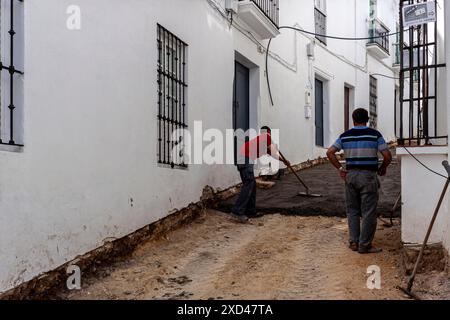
[239,133,272,160]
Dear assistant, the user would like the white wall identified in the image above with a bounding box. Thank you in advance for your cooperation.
[0,0,243,293]
[398,148,449,245]
[0,0,400,293]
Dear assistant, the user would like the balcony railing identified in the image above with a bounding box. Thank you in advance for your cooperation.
[314,8,327,45]
[368,19,390,54]
[240,0,279,28]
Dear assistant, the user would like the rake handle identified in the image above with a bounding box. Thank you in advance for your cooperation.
[278,151,310,192]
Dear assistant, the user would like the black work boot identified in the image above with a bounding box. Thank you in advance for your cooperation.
[247,212,265,219]
[349,242,359,252]
[358,245,383,254]
[230,213,249,224]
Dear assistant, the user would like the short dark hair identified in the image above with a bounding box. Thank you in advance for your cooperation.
[261,126,271,133]
[352,108,369,124]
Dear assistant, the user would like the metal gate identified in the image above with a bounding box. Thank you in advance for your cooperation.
[398,0,447,146]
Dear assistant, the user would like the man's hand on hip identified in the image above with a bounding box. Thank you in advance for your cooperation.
[378,166,387,177]
[339,167,348,181]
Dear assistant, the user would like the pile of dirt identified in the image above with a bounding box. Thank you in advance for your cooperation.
[413,271,450,300]
[403,244,448,274]
[217,163,401,218]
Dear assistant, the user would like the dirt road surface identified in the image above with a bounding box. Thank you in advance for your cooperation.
[57,210,408,300]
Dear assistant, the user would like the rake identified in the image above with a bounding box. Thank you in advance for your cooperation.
[278,151,322,198]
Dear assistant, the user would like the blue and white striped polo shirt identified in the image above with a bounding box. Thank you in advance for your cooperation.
[333,126,389,171]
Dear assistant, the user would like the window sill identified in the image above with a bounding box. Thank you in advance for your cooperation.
[0,144,24,153]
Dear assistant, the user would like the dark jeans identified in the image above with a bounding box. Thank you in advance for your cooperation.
[232,164,257,216]
[345,170,380,249]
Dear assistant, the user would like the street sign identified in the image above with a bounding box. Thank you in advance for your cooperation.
[402,2,437,28]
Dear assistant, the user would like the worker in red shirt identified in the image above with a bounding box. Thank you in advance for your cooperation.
[231,126,290,223]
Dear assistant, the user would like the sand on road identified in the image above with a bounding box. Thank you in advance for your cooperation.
[58,210,407,300]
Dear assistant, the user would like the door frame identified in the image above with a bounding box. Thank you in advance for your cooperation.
[314,71,331,148]
[233,61,250,165]
[315,78,325,147]
[233,61,250,133]
[233,52,260,165]
[344,84,355,132]
[234,51,260,135]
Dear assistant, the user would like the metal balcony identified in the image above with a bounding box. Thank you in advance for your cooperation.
[367,19,390,60]
[238,0,280,39]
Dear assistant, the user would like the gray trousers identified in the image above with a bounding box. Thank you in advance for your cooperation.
[345,170,380,249]
[232,164,257,216]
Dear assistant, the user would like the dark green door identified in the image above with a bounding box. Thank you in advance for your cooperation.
[315,79,324,147]
[233,61,250,164]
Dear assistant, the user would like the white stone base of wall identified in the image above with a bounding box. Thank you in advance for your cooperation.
[397,146,450,254]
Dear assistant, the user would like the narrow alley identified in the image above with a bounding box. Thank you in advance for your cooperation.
[3,0,450,306]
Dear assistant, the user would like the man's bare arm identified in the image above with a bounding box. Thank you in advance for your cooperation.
[327,146,342,170]
[270,144,290,167]
[378,149,392,176]
[327,146,347,181]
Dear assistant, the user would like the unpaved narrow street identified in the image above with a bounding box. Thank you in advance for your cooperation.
[58,210,407,300]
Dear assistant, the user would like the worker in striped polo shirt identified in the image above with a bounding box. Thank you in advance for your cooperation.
[327,108,392,254]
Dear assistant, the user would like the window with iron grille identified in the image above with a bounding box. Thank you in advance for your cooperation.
[369,76,378,129]
[0,0,24,147]
[157,24,188,169]
[314,2,327,45]
[394,23,401,65]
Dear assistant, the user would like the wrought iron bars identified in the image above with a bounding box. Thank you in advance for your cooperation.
[369,76,378,129]
[398,0,447,146]
[157,24,188,169]
[0,0,23,147]
[314,7,327,45]
[368,19,390,54]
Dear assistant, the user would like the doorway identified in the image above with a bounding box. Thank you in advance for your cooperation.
[315,78,324,147]
[233,61,250,163]
[344,86,350,131]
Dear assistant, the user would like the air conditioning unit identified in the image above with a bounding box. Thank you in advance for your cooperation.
[225,0,239,14]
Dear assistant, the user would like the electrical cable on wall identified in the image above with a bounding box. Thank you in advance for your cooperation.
[401,146,448,180]
[280,26,401,41]
[370,73,400,80]
[266,26,403,106]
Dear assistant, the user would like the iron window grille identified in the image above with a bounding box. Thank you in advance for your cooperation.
[393,23,401,65]
[0,0,23,147]
[157,24,188,169]
[314,8,327,45]
[397,0,447,146]
[369,76,378,129]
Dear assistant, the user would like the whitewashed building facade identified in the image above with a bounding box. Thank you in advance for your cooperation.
[0,0,399,294]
